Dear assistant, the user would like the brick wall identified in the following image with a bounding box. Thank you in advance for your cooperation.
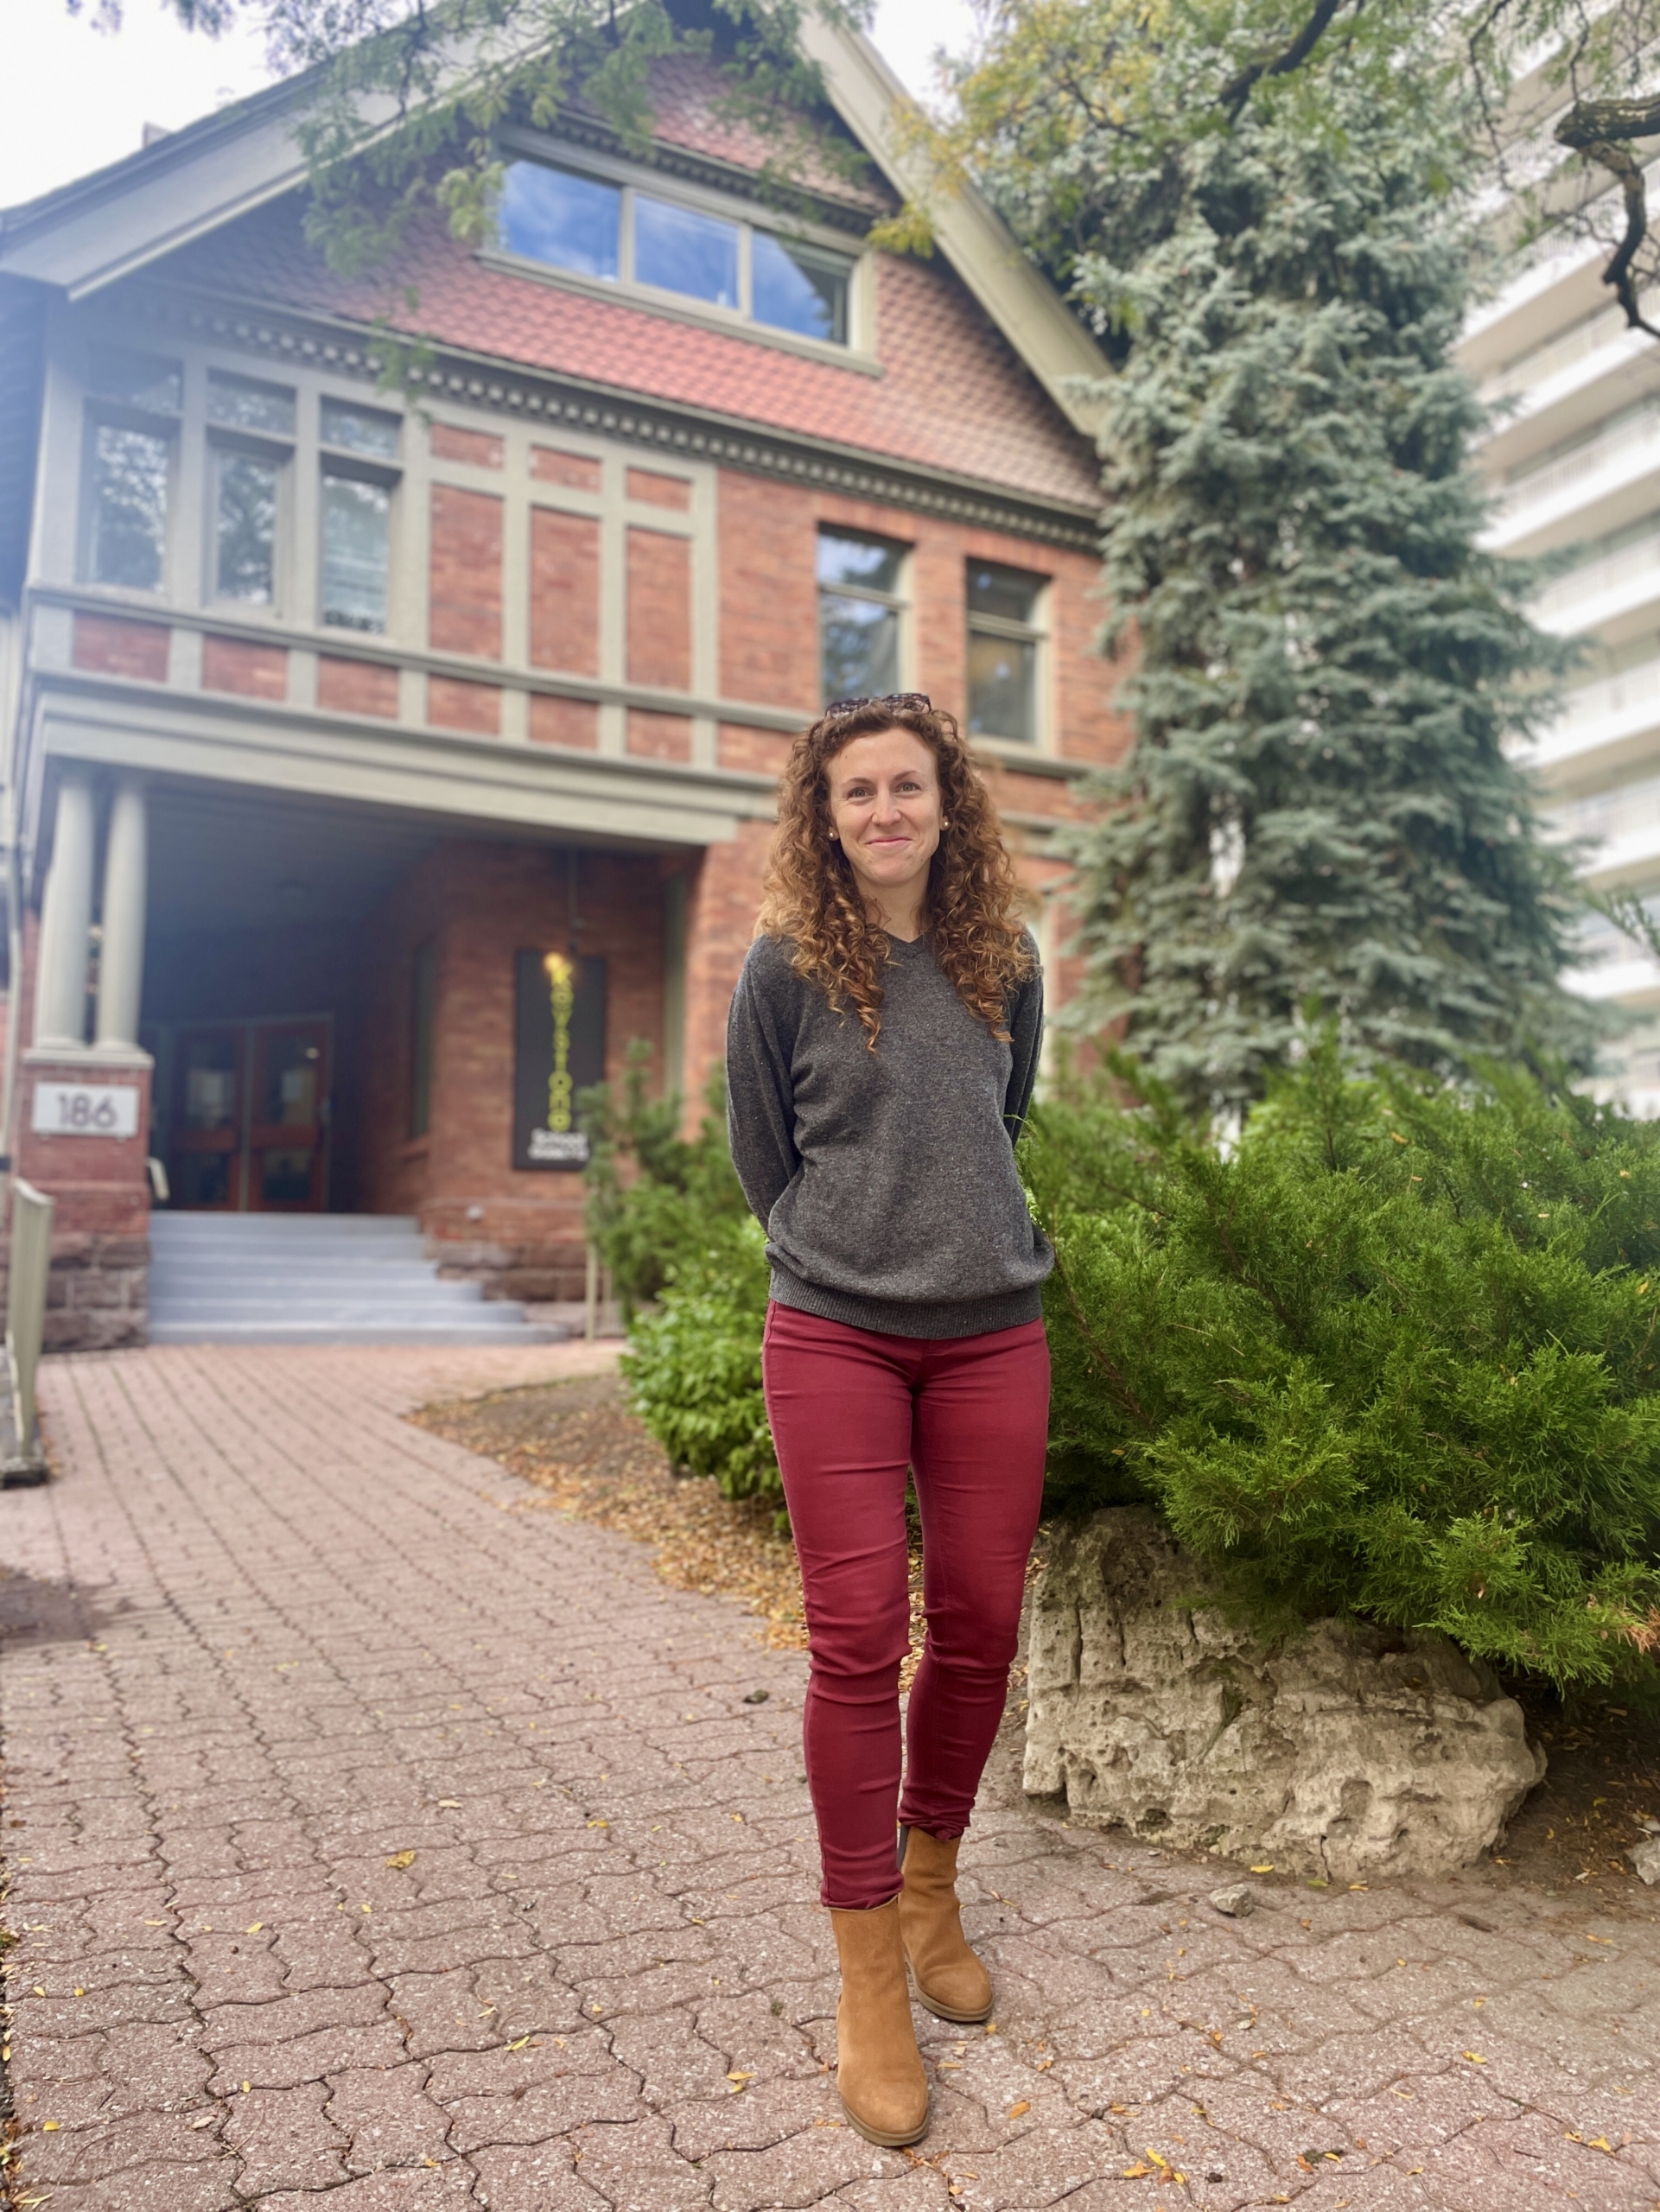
[359,840,670,1299]
[531,509,601,675]
[72,613,169,683]
[626,529,691,690]
[680,819,774,1112]
[429,485,503,658]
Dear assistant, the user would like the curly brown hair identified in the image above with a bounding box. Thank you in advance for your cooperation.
[756,698,1034,1046]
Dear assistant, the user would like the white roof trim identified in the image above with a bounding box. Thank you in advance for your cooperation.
[2,16,1109,442]
[801,18,1110,437]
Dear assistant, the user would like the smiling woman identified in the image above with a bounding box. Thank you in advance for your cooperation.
[724,694,1049,2151]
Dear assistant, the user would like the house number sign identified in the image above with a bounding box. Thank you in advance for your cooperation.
[32,1081,141,1140]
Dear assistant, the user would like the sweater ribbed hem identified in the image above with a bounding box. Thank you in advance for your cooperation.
[767,1261,1045,1342]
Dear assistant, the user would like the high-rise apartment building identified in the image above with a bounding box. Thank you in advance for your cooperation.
[1461,194,1660,1104]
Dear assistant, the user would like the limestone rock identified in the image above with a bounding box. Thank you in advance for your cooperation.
[1024,1510,1544,1884]
[1208,1884,1255,1917]
[1631,1836,1660,1887]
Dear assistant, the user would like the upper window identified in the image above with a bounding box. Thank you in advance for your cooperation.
[319,397,400,632]
[207,373,295,607]
[818,530,905,704]
[967,562,1046,746]
[83,348,181,592]
[499,157,854,347]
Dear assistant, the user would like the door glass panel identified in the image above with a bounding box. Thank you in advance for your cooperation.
[180,1033,239,1128]
[262,1033,321,1124]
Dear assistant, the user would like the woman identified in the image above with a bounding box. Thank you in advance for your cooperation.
[725,693,1053,2148]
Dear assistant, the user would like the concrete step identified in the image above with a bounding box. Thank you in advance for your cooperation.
[149,1266,482,1294]
[154,1292,498,1309]
[145,1211,554,1347]
[147,1319,565,1345]
[151,1214,421,1237]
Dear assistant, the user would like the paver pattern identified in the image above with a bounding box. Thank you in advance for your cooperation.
[2,1344,1658,2212]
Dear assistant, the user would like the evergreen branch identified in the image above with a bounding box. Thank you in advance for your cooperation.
[1050,1249,1161,1433]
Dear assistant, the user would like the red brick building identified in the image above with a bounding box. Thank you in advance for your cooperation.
[0,24,1121,1345]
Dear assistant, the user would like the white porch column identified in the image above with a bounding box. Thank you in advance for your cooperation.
[93,776,148,1055]
[33,769,97,1052]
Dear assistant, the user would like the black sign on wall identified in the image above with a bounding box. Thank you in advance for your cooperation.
[512,950,607,1170]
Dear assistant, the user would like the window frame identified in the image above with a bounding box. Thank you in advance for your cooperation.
[817,526,911,709]
[205,378,296,613]
[488,133,871,364]
[80,362,182,598]
[316,412,402,637]
[965,560,1051,751]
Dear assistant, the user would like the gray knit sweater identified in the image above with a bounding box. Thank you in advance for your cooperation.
[724,929,1053,1339]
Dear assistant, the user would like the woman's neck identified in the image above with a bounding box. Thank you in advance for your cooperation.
[864,885,927,942]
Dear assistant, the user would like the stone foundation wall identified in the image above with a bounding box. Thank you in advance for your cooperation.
[0,1232,150,1354]
[429,1235,587,1305]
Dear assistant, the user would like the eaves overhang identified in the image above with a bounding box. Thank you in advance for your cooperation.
[1,16,1110,452]
[124,278,1104,548]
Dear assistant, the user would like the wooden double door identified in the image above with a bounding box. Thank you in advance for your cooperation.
[168,1017,332,1211]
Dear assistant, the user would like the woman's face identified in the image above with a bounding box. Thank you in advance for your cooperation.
[825,728,943,912]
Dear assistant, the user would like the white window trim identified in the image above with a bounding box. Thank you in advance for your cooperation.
[79,391,181,601]
[487,131,877,368]
[816,527,913,706]
[967,570,1053,754]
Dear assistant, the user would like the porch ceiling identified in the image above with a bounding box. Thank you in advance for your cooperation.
[146,781,442,939]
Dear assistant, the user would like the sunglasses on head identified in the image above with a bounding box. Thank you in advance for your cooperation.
[823,692,932,719]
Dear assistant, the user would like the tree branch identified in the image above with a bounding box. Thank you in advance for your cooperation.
[1218,0,1351,122]
[1556,93,1660,338]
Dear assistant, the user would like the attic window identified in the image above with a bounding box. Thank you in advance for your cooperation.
[497,156,854,348]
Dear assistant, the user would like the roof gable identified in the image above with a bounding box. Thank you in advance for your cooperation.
[0,21,1108,435]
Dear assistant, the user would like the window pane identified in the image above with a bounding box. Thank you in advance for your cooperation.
[753,232,849,344]
[321,473,390,632]
[968,562,1043,624]
[817,530,903,594]
[820,591,899,704]
[635,194,739,308]
[968,630,1037,743]
[89,422,169,589]
[89,348,181,415]
[214,452,278,603]
[500,161,620,281]
[208,372,295,438]
[321,397,401,459]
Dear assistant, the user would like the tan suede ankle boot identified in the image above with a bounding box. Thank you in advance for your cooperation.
[898,1827,994,2024]
[829,1898,930,2146]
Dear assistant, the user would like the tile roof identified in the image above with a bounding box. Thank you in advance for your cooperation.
[161,194,1102,512]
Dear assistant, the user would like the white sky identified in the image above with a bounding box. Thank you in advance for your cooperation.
[0,0,981,213]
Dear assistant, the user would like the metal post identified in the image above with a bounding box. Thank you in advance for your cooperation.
[4,1177,54,1483]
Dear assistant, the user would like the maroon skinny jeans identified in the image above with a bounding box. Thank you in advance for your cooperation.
[761,1300,1051,1910]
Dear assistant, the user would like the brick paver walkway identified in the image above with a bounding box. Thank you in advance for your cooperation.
[3,1345,1659,2212]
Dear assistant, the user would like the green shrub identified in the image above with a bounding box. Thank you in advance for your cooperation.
[580,1044,752,1319]
[621,1219,779,1503]
[1022,1034,1660,1691]
[582,1046,780,1505]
